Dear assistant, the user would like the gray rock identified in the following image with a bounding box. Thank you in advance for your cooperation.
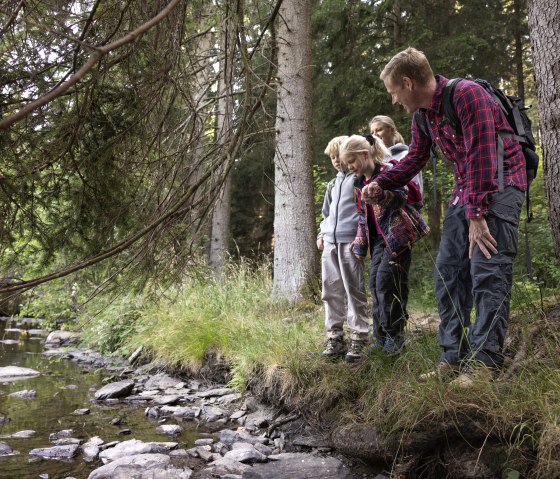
[218,393,243,405]
[0,414,8,425]
[202,405,228,422]
[219,429,268,446]
[194,438,214,446]
[52,438,82,446]
[156,424,182,436]
[82,443,100,462]
[1,430,36,439]
[240,452,352,479]
[49,429,74,442]
[197,387,235,398]
[224,443,267,464]
[143,373,182,391]
[213,441,229,455]
[44,331,81,347]
[205,457,251,476]
[292,434,329,448]
[154,395,180,406]
[72,408,90,415]
[160,405,200,418]
[29,444,79,459]
[88,453,193,479]
[330,424,386,461]
[0,441,16,456]
[98,439,177,463]
[145,406,160,418]
[169,449,189,457]
[0,339,18,344]
[196,445,214,461]
[94,380,134,400]
[0,366,40,381]
[253,442,273,456]
[230,410,246,420]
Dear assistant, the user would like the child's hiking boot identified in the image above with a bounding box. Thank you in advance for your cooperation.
[382,336,404,355]
[321,336,346,360]
[345,338,368,363]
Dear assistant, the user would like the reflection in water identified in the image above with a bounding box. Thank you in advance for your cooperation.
[0,317,199,479]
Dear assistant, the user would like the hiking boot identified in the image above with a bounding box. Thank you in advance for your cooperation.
[321,336,346,360]
[345,338,368,363]
[450,365,495,388]
[418,362,461,382]
[369,337,385,353]
[382,336,404,355]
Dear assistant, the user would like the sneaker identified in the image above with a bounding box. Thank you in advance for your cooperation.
[321,336,346,360]
[382,336,404,355]
[418,362,461,382]
[450,365,495,388]
[345,338,368,363]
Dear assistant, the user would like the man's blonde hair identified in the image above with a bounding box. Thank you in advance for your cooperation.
[324,136,349,157]
[339,135,389,167]
[369,115,404,145]
[380,47,434,87]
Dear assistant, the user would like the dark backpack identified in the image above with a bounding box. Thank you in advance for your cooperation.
[415,78,539,221]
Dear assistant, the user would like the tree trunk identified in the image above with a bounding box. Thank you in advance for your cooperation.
[527,0,560,259]
[513,0,525,101]
[272,0,316,303]
[210,1,237,277]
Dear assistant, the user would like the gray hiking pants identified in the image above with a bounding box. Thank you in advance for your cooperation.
[321,241,369,340]
[435,187,524,367]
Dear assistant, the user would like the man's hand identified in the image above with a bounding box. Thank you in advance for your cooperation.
[362,181,382,204]
[469,217,497,259]
[317,237,324,251]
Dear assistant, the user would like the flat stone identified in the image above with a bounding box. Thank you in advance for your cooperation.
[205,457,250,475]
[94,380,134,400]
[153,395,180,406]
[44,331,81,347]
[194,438,214,446]
[49,430,74,442]
[98,439,177,463]
[88,453,182,479]
[224,443,267,464]
[8,389,37,399]
[143,374,182,391]
[72,408,90,415]
[196,445,213,461]
[0,339,18,345]
[291,434,329,448]
[82,443,100,462]
[0,430,36,439]
[197,387,235,398]
[52,438,82,446]
[156,425,182,436]
[0,441,16,456]
[230,410,246,420]
[0,366,40,381]
[29,444,79,459]
[240,452,351,479]
[160,405,200,418]
[219,429,268,446]
[202,405,228,422]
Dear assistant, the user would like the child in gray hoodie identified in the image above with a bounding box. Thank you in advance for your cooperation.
[317,136,370,362]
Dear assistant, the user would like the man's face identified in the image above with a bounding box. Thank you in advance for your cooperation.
[384,77,416,113]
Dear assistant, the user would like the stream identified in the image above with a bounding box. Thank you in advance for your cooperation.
[0,316,201,479]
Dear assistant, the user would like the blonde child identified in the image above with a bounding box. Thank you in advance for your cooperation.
[317,136,370,362]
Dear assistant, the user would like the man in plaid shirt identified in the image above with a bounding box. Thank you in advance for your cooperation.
[364,47,527,386]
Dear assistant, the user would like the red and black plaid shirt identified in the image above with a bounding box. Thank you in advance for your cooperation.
[375,75,527,219]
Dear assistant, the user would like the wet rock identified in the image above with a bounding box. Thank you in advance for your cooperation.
[220,429,268,447]
[0,441,17,456]
[118,429,132,436]
[94,380,134,400]
[330,424,387,461]
[202,405,228,422]
[240,452,352,479]
[88,453,193,479]
[44,331,81,347]
[145,407,160,418]
[197,387,235,398]
[82,439,102,462]
[111,417,124,425]
[160,405,200,418]
[52,438,82,446]
[205,457,251,476]
[98,439,178,463]
[0,366,40,381]
[0,339,18,344]
[154,395,180,406]
[194,438,214,446]
[292,434,329,448]
[223,443,268,463]
[49,429,74,442]
[29,444,79,459]
[72,408,90,415]
[0,429,36,439]
[8,389,36,399]
[143,373,182,391]
[218,393,243,405]
[157,424,182,436]
[27,329,45,336]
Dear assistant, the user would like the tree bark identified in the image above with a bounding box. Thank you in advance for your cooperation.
[513,0,525,101]
[527,0,560,259]
[210,1,237,277]
[272,0,316,303]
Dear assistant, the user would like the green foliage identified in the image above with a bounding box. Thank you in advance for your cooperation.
[18,281,79,328]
